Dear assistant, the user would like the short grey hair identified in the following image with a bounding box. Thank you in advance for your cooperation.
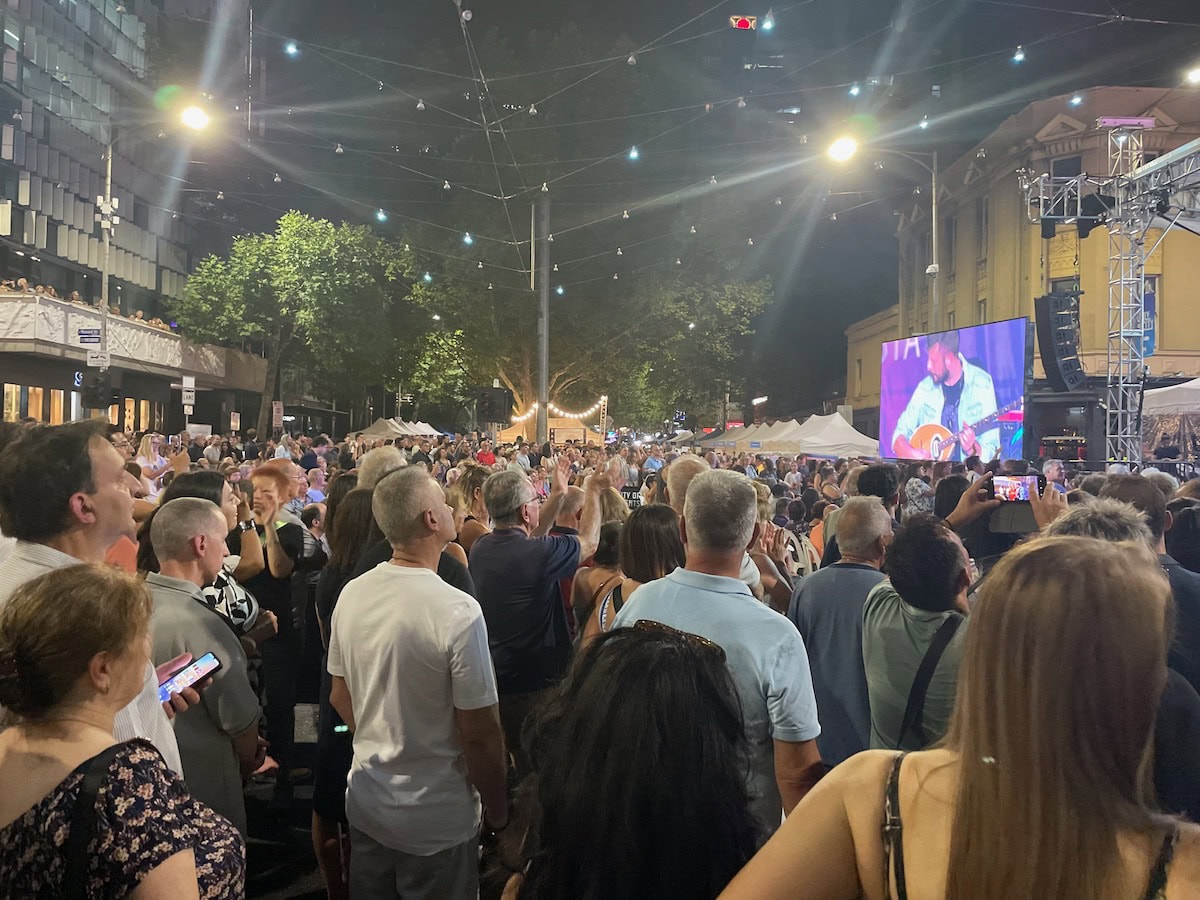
[836,496,893,558]
[1043,497,1152,545]
[1142,469,1180,500]
[484,469,534,527]
[358,446,407,491]
[683,469,757,554]
[151,497,226,562]
[844,465,867,498]
[373,466,441,545]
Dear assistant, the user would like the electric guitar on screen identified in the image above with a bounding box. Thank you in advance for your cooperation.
[908,401,1022,461]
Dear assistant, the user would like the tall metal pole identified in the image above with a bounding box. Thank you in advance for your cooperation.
[535,192,550,446]
[99,141,113,373]
[930,150,940,331]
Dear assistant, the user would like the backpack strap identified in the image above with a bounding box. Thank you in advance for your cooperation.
[62,743,127,900]
[895,615,962,749]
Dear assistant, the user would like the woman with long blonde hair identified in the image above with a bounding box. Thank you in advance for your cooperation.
[454,463,492,554]
[721,536,1200,899]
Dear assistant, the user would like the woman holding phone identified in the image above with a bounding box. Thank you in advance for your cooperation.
[0,564,245,897]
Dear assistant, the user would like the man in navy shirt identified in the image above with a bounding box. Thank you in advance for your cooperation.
[469,458,606,776]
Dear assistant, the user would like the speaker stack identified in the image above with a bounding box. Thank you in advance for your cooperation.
[1034,291,1086,392]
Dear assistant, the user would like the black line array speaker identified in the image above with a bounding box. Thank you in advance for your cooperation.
[477,386,514,422]
[1034,291,1086,393]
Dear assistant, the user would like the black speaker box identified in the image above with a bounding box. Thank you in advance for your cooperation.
[1034,292,1086,393]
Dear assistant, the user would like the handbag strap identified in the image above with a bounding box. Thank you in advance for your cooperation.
[62,743,126,900]
[882,753,908,900]
[895,615,962,750]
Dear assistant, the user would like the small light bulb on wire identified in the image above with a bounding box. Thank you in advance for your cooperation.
[919,115,929,129]
[273,173,282,183]
[830,213,838,222]
[417,99,426,111]
[553,263,559,272]
[541,182,549,192]
[628,146,639,161]
[556,285,565,296]
[443,180,452,190]
[689,225,697,234]
[487,282,494,290]
[622,209,630,219]
[1012,44,1025,63]
[737,97,746,109]
[710,175,718,185]
[548,233,554,242]
[375,208,388,222]
[675,257,682,265]
[761,8,775,30]
[688,322,696,330]
[423,272,433,283]
[477,260,484,269]
[627,53,637,66]
[216,190,224,200]
[616,247,623,256]
[613,273,619,280]
[747,237,754,246]
[1070,94,1083,107]
[460,8,472,22]
[528,103,538,115]
[378,80,384,91]
[774,197,783,206]
[849,83,861,97]
[463,232,474,245]
[334,143,344,155]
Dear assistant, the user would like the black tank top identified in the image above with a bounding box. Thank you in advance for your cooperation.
[882,753,1179,900]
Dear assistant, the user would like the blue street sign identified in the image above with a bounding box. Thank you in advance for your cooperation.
[78,327,101,344]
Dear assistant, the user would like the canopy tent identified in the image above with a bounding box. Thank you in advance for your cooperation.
[702,424,748,447]
[764,414,879,458]
[1143,378,1200,415]
[357,418,406,439]
[731,423,767,449]
[738,419,798,449]
[667,430,695,444]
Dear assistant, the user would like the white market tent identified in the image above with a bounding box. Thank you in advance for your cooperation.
[668,430,695,444]
[738,419,798,449]
[764,414,879,458]
[702,424,748,447]
[1143,377,1200,415]
[357,417,406,438]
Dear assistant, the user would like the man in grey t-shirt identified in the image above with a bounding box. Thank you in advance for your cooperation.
[862,514,972,751]
[788,497,892,766]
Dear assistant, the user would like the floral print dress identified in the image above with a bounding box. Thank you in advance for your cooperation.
[0,739,245,898]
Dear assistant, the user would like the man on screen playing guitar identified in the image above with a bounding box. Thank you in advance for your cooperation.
[891,330,1000,462]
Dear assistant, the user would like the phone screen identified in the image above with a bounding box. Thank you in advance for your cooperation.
[157,652,221,702]
[992,475,1041,503]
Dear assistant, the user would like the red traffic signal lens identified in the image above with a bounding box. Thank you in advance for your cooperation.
[729,15,757,29]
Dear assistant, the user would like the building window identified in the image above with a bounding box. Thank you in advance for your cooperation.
[943,216,957,274]
[2,383,17,422]
[123,397,135,432]
[975,197,989,260]
[1051,155,1083,178]
[26,386,43,421]
[49,388,63,424]
[978,297,988,324]
[139,399,150,431]
[855,358,863,395]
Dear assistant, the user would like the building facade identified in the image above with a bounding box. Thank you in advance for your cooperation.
[845,86,1200,457]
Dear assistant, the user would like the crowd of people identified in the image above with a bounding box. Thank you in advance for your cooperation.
[1,277,175,329]
[1,419,1200,898]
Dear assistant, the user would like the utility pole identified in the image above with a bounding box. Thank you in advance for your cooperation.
[97,141,117,373]
[929,150,941,330]
[533,192,551,446]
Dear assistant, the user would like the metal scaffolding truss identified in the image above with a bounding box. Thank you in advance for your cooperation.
[1022,125,1200,464]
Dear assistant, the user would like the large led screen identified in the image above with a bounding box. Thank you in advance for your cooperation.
[880,318,1030,462]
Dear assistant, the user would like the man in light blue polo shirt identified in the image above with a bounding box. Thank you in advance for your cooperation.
[611,469,823,836]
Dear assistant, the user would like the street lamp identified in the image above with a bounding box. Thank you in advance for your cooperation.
[828,137,940,333]
[97,102,211,373]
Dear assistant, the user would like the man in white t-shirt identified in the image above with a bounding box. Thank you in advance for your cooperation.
[329,465,508,900]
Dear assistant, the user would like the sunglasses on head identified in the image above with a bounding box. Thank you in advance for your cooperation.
[633,619,726,662]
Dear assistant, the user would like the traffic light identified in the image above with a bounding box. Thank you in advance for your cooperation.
[729,15,757,29]
[81,371,117,409]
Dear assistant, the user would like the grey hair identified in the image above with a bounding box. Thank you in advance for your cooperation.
[372,466,441,545]
[683,469,757,554]
[1043,497,1153,546]
[358,446,407,490]
[150,497,226,562]
[484,469,534,527]
[836,496,894,558]
[1142,469,1180,500]
[843,465,867,498]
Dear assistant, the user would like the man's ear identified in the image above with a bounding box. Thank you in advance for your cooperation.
[67,491,96,528]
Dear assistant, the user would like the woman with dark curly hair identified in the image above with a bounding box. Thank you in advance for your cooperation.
[501,625,759,899]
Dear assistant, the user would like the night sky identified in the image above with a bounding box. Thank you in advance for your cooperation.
[191,0,1200,414]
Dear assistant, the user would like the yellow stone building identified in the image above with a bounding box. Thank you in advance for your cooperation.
[844,86,1200,455]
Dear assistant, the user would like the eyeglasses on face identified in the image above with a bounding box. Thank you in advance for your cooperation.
[633,619,727,662]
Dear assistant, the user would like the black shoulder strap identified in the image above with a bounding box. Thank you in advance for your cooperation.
[1144,825,1179,900]
[62,743,126,900]
[882,753,908,900]
[895,615,962,750]
[610,584,624,615]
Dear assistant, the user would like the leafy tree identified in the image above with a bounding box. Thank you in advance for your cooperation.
[173,211,415,435]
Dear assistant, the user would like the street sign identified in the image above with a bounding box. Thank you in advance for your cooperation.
[183,405,193,416]
[77,327,100,344]
[85,350,109,368]
[181,388,196,405]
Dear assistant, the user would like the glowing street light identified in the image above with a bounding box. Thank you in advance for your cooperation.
[1187,66,1200,85]
[284,41,300,57]
[180,105,210,131]
[828,136,859,163]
